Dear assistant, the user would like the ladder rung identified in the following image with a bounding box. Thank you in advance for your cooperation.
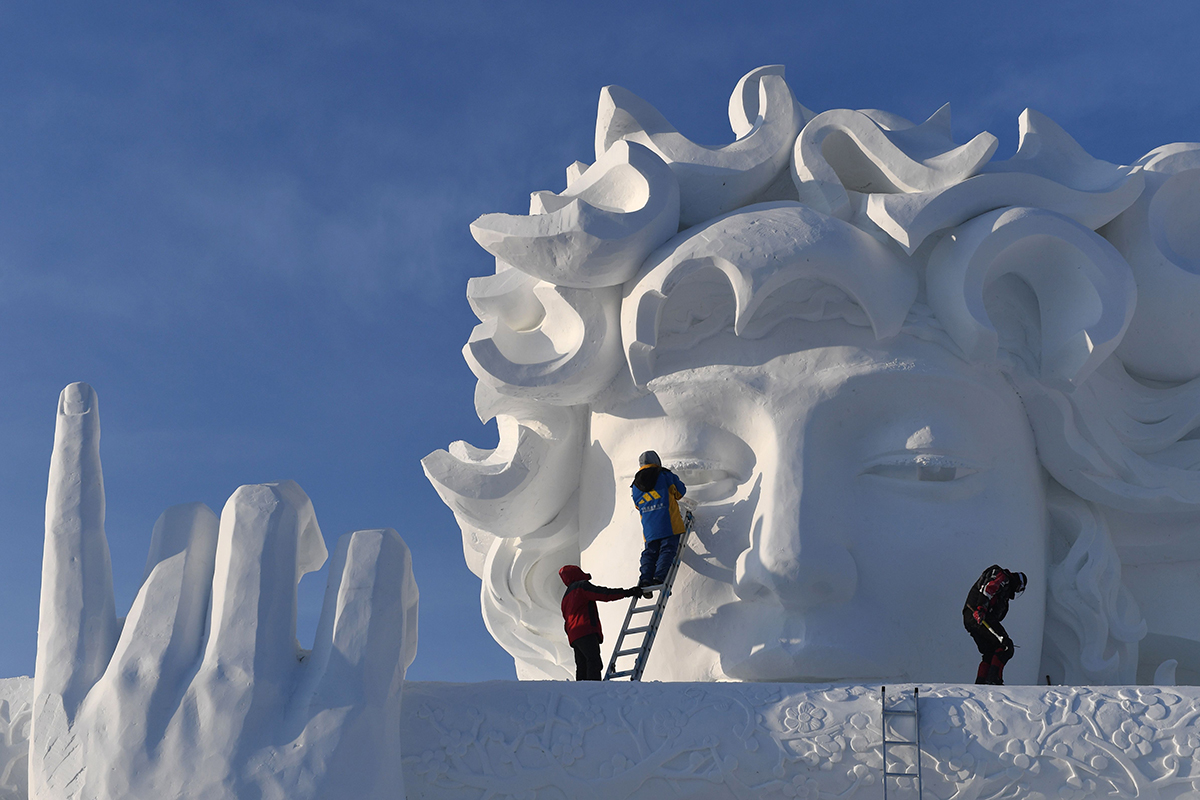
[625,626,651,635]
[608,670,633,678]
[614,648,642,658]
[629,605,657,614]
[884,771,918,777]
[884,739,918,745]
[883,709,917,716]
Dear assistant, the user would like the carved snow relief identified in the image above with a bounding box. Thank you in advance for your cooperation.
[401,682,1200,799]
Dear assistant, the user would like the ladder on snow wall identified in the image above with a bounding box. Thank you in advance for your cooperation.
[881,685,923,799]
[603,508,694,681]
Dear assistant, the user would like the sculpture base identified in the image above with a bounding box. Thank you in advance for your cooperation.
[3,677,1199,799]
[401,681,1200,800]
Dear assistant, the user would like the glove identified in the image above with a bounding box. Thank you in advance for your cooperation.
[973,606,985,625]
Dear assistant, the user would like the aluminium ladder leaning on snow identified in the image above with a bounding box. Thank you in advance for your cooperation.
[603,506,695,681]
[881,685,923,799]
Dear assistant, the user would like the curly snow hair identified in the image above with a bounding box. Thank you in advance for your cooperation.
[424,66,1200,681]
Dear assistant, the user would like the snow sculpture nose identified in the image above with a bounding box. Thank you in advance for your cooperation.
[735,461,858,611]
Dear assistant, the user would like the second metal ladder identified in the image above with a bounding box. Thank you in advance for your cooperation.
[881,685,923,799]
[603,509,694,681]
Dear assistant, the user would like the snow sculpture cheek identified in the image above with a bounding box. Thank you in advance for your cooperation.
[1105,144,1200,381]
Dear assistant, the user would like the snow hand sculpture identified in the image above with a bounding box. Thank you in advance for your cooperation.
[30,382,419,800]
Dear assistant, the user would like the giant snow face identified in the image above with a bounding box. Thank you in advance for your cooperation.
[582,319,1047,683]
[426,65,1200,685]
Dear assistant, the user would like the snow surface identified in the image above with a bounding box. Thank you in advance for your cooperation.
[6,677,1200,799]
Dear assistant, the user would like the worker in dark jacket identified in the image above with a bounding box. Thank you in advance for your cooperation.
[631,450,687,589]
[559,565,641,680]
[963,565,1027,685]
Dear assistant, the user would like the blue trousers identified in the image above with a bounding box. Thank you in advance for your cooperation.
[639,535,680,585]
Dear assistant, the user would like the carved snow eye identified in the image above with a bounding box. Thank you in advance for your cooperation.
[670,462,746,503]
[860,454,980,483]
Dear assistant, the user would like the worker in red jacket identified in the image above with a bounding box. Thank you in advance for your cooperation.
[963,565,1027,685]
[559,565,641,680]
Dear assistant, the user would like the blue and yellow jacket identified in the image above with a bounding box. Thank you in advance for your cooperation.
[631,466,687,542]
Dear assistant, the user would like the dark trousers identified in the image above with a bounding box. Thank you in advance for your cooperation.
[639,535,680,585]
[967,620,1014,684]
[572,633,603,681]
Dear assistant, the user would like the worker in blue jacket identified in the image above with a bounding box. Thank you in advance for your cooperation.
[631,450,687,590]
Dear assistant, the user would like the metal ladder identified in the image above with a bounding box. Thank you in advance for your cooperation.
[603,509,694,681]
[881,685,923,800]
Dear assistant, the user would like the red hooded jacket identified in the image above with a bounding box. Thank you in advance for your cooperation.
[559,565,633,645]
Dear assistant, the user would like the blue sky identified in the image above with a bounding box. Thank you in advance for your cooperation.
[1,1,1198,682]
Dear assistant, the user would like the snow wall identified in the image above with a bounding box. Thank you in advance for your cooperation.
[5,676,1200,798]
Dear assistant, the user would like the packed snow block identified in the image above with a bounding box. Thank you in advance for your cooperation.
[400,681,1200,799]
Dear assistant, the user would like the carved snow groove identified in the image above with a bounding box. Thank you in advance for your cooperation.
[622,202,918,386]
[926,206,1136,391]
[596,65,809,228]
[792,104,999,222]
[469,140,680,289]
[463,266,622,405]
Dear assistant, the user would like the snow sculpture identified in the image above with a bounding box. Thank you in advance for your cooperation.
[30,383,419,800]
[425,65,1200,686]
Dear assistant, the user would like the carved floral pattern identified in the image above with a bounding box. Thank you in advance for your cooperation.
[401,683,1200,800]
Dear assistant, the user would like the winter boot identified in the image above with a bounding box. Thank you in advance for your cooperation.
[987,654,1005,685]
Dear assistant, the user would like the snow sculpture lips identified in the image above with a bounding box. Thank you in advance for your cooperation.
[469,140,680,289]
[622,202,919,386]
[927,206,1136,391]
[597,65,808,228]
[792,104,998,222]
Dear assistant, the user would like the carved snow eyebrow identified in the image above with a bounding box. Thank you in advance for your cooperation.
[607,419,757,482]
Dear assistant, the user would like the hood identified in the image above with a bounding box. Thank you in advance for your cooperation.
[559,565,590,586]
[632,464,662,492]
